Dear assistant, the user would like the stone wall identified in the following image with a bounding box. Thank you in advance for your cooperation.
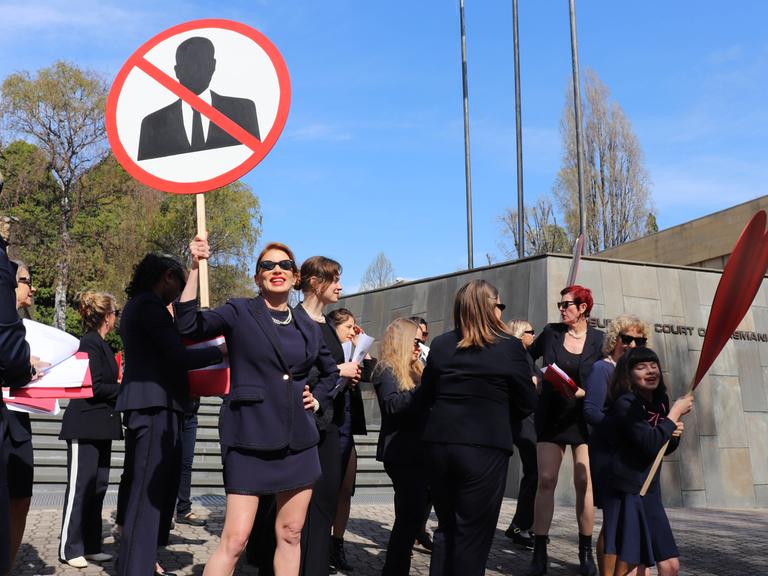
[337,254,768,509]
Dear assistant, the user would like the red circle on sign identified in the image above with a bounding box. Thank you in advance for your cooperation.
[106,18,290,194]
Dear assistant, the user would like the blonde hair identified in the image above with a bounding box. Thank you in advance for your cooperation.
[78,291,116,332]
[508,319,533,339]
[377,318,423,391]
[454,280,510,348]
[602,314,651,355]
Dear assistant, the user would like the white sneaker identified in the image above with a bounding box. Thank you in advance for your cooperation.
[84,552,112,562]
[64,556,89,568]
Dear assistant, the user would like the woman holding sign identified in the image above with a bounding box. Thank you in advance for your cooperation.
[528,285,603,576]
[177,238,338,576]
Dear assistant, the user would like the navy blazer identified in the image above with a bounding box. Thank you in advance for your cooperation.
[175,296,339,452]
[60,330,123,440]
[116,291,223,414]
[0,238,31,390]
[421,330,538,452]
[603,391,679,494]
[373,367,425,466]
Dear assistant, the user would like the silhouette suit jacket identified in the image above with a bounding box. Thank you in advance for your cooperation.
[528,323,604,386]
[421,329,538,452]
[0,238,31,390]
[175,296,339,452]
[137,91,260,161]
[116,291,223,414]
[373,367,425,466]
[60,330,123,441]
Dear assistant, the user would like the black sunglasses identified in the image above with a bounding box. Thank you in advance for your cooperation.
[414,338,425,348]
[258,259,295,272]
[557,300,577,310]
[17,277,32,287]
[524,329,535,335]
[620,334,647,346]
[495,303,506,312]
[113,308,121,318]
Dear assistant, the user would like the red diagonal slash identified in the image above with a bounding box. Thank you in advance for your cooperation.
[135,57,264,153]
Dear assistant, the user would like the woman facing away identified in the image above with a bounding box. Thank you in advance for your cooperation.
[177,237,337,576]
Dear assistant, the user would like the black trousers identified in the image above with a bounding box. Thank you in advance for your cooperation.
[59,439,112,560]
[300,426,341,576]
[426,443,509,576]
[0,415,9,575]
[382,462,430,576]
[511,414,538,530]
[118,409,182,576]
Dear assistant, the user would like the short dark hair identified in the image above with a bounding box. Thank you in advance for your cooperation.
[408,316,427,328]
[126,253,185,298]
[328,308,355,327]
[609,347,666,403]
[561,284,594,317]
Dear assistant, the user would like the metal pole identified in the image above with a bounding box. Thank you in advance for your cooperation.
[512,0,524,258]
[568,0,586,238]
[459,0,474,269]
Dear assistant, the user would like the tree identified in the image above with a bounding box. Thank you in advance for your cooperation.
[1,61,108,327]
[360,252,395,290]
[554,69,654,254]
[499,196,571,258]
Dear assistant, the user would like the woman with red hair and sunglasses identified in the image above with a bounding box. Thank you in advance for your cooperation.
[177,239,339,576]
[528,284,604,576]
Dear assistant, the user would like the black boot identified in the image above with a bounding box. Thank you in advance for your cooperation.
[330,536,353,572]
[528,535,548,576]
[578,534,597,576]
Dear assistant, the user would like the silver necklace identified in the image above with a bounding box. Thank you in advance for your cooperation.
[270,307,293,326]
[567,329,586,339]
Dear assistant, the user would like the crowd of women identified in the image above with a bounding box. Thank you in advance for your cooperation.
[0,231,694,576]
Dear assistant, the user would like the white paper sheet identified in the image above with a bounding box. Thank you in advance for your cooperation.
[25,356,90,388]
[22,319,79,368]
[341,341,353,363]
[351,334,375,364]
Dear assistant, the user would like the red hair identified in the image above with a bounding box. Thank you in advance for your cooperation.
[561,284,594,317]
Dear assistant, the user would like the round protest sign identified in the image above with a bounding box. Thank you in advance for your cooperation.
[106,19,290,194]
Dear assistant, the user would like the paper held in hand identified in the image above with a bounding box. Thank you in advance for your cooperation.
[542,363,578,398]
[332,335,376,398]
[22,319,79,371]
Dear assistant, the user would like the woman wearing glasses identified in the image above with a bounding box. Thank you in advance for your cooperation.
[177,240,338,576]
[583,314,650,576]
[373,318,426,576]
[58,292,123,568]
[422,280,537,576]
[528,284,604,576]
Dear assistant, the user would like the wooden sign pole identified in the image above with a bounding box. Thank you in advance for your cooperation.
[195,193,210,309]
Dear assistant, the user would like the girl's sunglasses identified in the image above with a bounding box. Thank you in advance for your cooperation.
[258,259,295,271]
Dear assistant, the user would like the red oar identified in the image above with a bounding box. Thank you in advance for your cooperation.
[640,210,768,495]
[566,233,584,287]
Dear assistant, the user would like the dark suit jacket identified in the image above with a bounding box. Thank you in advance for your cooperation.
[60,330,123,440]
[603,391,679,494]
[0,238,31,390]
[373,367,425,466]
[137,91,260,160]
[421,330,538,452]
[175,296,339,452]
[116,291,223,414]
[528,323,604,386]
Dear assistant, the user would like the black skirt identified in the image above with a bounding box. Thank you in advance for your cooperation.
[223,445,321,495]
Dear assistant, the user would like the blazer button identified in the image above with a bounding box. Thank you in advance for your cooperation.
[283,374,290,381]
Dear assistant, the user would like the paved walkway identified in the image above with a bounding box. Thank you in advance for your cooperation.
[12,495,767,575]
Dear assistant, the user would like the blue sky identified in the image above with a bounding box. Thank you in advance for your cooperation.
[1,1,766,291]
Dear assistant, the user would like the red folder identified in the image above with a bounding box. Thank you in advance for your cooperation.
[185,337,230,397]
[11,352,93,399]
[543,363,578,399]
[5,396,58,412]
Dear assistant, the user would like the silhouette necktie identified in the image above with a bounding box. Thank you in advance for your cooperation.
[191,110,204,151]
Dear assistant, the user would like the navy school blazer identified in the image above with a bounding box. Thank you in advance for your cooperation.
[60,330,123,441]
[373,366,425,466]
[175,296,339,452]
[116,291,223,414]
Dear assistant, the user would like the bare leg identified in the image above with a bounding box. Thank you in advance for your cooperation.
[274,487,313,576]
[332,446,357,538]
[656,557,680,576]
[613,560,638,576]
[532,443,564,536]
[203,494,259,576]
[572,444,594,535]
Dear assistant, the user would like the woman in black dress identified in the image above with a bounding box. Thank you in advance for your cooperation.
[373,317,427,576]
[177,239,338,576]
[601,348,692,576]
[59,291,123,567]
[528,285,603,576]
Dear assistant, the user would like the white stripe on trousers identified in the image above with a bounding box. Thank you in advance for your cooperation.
[59,439,79,560]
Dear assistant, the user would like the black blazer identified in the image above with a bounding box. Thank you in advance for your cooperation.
[116,291,223,414]
[373,367,425,466]
[60,330,123,441]
[528,323,604,386]
[0,238,31,390]
[421,330,538,452]
[175,296,339,452]
[137,92,260,161]
[603,391,679,494]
